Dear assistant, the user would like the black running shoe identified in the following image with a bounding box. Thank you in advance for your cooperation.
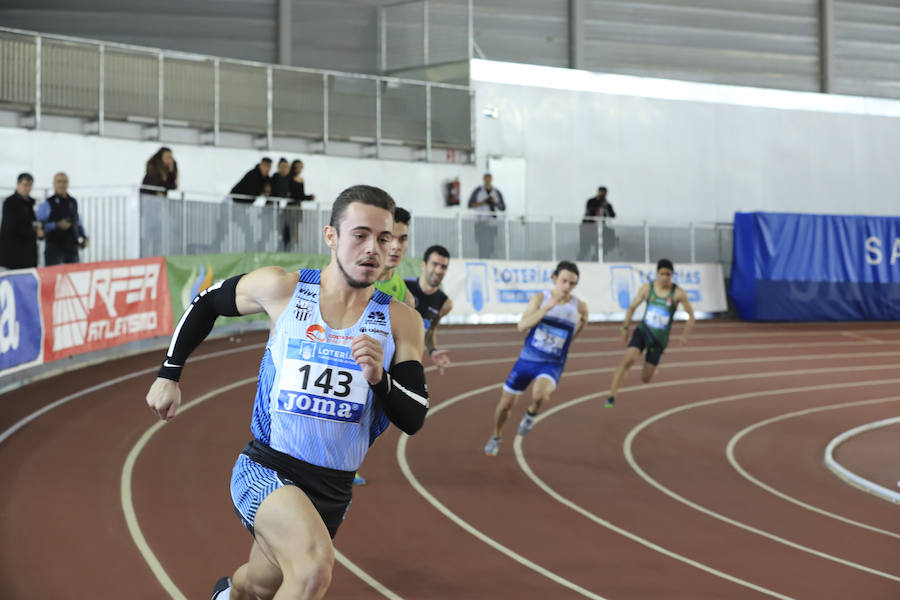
[211,576,231,600]
[604,397,615,408]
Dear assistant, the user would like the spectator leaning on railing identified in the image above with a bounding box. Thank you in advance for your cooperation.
[270,158,291,200]
[141,146,179,196]
[0,173,43,270]
[230,158,272,203]
[36,172,88,265]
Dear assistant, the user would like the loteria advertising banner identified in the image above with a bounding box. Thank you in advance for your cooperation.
[441,259,727,320]
[38,258,174,362]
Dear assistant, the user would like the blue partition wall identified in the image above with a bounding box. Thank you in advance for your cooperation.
[731,212,900,321]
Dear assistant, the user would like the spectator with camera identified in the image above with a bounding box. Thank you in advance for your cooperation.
[36,172,88,265]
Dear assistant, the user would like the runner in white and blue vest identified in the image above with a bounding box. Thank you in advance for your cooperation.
[483,261,589,456]
[146,185,427,600]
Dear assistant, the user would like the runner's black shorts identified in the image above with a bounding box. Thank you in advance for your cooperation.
[230,439,354,539]
[628,325,666,366]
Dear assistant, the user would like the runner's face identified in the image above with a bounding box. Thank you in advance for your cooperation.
[657,268,673,287]
[553,269,579,299]
[423,254,449,287]
[329,202,392,288]
[387,222,409,267]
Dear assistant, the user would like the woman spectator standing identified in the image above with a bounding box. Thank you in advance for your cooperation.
[141,146,179,196]
[282,160,316,249]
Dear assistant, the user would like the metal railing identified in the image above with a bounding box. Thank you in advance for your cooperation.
[0,26,473,154]
[2,187,734,270]
[138,191,733,270]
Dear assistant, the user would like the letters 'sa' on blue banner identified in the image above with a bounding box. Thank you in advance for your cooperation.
[0,271,43,371]
[730,212,900,321]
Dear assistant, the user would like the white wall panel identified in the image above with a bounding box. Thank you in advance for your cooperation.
[473,59,900,224]
[0,127,482,218]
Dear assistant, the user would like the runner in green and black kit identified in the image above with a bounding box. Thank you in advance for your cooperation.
[605,258,695,407]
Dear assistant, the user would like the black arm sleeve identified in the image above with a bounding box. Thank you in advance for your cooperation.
[370,360,429,435]
[157,274,245,381]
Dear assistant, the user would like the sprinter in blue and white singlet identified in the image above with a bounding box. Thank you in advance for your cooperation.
[146,185,428,600]
[483,261,589,456]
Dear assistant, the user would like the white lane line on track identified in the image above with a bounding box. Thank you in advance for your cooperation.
[120,377,406,600]
[441,337,897,352]
[121,377,256,600]
[511,436,793,600]
[841,331,885,344]
[621,378,900,583]
[504,366,900,597]
[825,417,900,505]
[0,343,265,445]
[0,342,402,600]
[401,363,900,598]
[727,396,900,537]
[396,381,608,600]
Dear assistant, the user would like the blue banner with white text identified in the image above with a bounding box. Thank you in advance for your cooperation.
[730,212,900,321]
[0,270,44,372]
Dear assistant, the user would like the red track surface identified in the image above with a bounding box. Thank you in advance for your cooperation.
[2,321,899,599]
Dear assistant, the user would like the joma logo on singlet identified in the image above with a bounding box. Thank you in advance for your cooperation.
[277,391,358,422]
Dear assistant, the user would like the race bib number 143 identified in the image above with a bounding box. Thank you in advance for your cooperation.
[275,339,369,423]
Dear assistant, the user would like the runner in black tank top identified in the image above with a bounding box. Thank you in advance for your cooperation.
[605,258,695,407]
[405,244,455,374]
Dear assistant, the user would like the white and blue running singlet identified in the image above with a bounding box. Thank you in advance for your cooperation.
[250,269,395,472]
[518,291,580,364]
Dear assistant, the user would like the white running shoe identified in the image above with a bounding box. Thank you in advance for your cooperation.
[518,413,536,436]
[483,437,501,456]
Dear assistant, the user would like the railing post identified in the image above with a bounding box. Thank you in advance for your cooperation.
[213,58,220,145]
[98,43,105,136]
[690,221,696,263]
[157,51,164,139]
[34,35,42,129]
[643,220,650,264]
[504,216,510,260]
[266,66,274,149]
[375,79,382,158]
[456,211,463,258]
[378,7,387,73]
[322,73,329,154]
[425,82,432,161]
[182,192,187,256]
[597,217,603,263]
[550,216,556,261]
[317,205,324,255]
[228,201,234,253]
[423,0,430,65]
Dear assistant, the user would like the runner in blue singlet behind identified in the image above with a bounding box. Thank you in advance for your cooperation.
[146,185,428,600]
[483,261,589,456]
[605,258,695,407]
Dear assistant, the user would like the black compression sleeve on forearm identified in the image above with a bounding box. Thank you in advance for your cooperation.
[370,360,429,435]
[157,274,245,381]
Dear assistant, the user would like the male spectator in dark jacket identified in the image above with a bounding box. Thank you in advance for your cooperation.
[0,173,43,270]
[230,158,272,203]
[36,172,88,265]
[468,172,506,259]
[579,186,615,261]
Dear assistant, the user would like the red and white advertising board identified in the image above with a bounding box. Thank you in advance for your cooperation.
[39,258,174,362]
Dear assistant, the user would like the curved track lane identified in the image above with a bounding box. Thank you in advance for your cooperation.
[1,322,899,599]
